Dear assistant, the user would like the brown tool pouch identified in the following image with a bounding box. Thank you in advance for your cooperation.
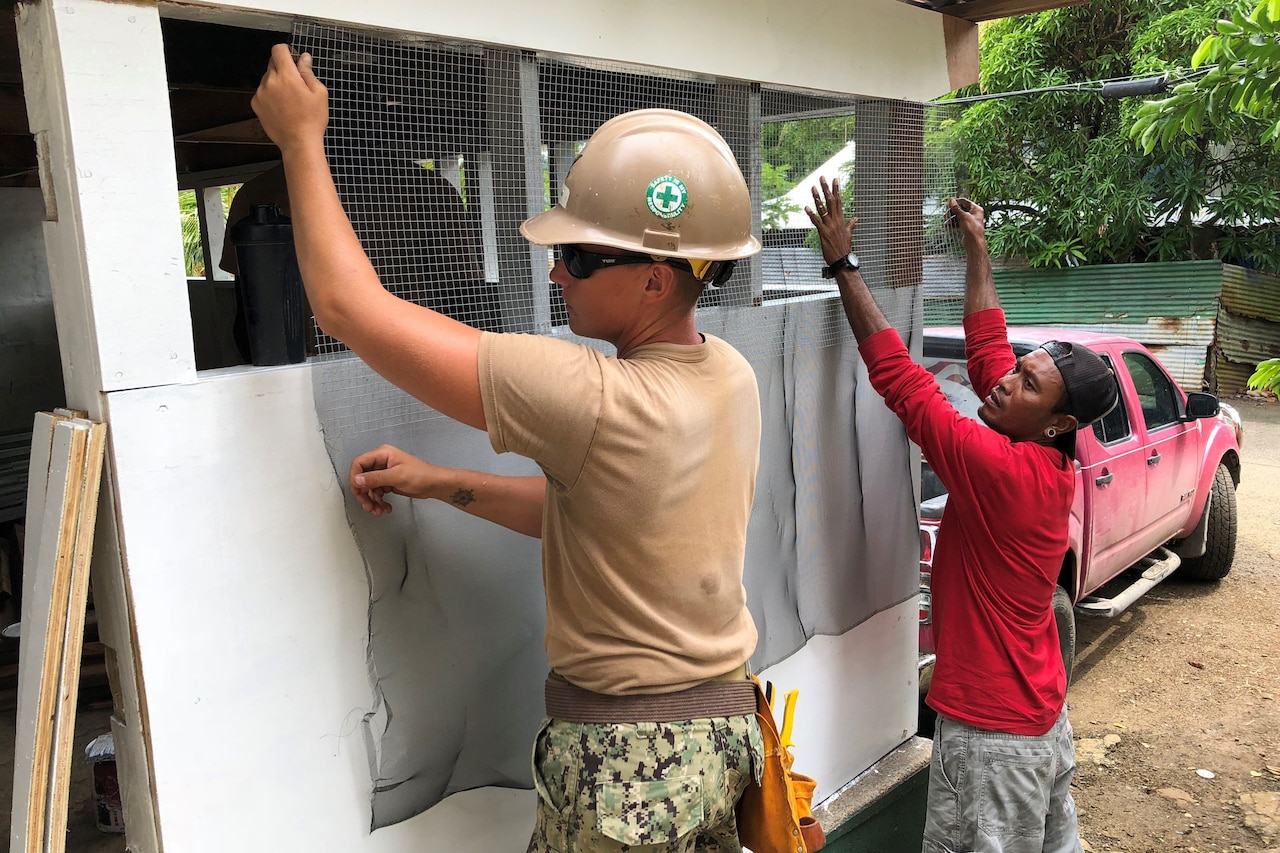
[735,677,826,853]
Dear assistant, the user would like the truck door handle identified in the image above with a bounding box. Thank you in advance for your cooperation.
[1095,471,1114,486]
[1147,452,1162,466]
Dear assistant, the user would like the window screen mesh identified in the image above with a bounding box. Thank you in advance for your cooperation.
[291,19,959,829]
[293,21,963,437]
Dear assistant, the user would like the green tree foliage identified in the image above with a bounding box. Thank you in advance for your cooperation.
[179,186,237,278]
[1132,1,1280,149]
[179,190,205,277]
[761,161,801,231]
[1248,357,1280,392]
[762,117,856,249]
[945,2,1280,269]
[762,117,855,188]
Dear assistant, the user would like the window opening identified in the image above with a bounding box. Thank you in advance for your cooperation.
[1122,350,1180,431]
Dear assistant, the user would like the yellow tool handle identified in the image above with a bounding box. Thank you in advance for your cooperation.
[780,688,799,749]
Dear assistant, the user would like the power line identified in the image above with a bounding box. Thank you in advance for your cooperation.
[932,67,1213,106]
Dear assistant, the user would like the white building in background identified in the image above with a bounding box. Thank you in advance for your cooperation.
[772,141,858,232]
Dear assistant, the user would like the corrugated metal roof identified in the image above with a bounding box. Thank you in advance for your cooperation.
[1216,308,1280,364]
[761,247,826,285]
[920,314,1210,389]
[1221,266,1280,322]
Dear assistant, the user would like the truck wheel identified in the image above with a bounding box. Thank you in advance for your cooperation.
[1053,585,1076,687]
[1178,464,1237,582]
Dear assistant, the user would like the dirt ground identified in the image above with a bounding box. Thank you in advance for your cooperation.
[1069,397,1280,853]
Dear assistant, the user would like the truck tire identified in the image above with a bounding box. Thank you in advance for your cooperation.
[1178,464,1237,582]
[1054,585,1076,687]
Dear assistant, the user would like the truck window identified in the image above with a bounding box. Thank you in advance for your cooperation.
[1091,354,1131,445]
[1122,351,1180,432]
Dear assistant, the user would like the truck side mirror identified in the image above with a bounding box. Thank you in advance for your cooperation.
[1185,392,1219,420]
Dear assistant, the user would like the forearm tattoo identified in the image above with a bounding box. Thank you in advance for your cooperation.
[450,488,476,508]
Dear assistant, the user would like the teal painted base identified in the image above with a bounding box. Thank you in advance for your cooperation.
[811,736,932,853]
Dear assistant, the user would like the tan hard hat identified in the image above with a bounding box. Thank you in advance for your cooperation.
[521,108,761,262]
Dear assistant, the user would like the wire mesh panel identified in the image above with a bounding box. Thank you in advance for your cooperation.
[292,20,963,393]
[294,22,503,356]
[291,19,961,829]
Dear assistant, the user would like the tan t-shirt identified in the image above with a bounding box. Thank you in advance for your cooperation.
[478,331,761,695]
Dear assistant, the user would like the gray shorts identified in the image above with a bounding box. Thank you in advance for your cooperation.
[922,706,1082,853]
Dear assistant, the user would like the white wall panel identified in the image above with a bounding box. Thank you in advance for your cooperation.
[105,363,917,849]
[179,0,954,103]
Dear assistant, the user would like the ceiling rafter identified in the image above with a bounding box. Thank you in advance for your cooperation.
[901,0,1089,23]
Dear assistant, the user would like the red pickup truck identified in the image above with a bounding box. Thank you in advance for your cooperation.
[917,327,1244,687]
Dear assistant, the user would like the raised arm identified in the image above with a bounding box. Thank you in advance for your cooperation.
[949,199,999,317]
[947,200,1015,395]
[251,45,485,429]
[806,177,890,344]
[350,445,545,538]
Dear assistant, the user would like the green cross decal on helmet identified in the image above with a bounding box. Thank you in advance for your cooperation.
[646,175,689,219]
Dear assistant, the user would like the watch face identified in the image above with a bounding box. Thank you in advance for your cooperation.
[847,253,860,270]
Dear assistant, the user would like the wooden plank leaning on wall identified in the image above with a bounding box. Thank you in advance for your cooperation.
[10,410,108,853]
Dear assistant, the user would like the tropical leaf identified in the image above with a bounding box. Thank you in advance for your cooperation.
[1247,357,1280,392]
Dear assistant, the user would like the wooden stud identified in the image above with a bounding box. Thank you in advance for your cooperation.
[9,413,107,853]
[45,419,107,852]
[15,414,87,853]
[11,411,65,852]
[935,0,1088,23]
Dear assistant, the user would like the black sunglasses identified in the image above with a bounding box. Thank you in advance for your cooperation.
[557,245,655,279]
[556,245,737,287]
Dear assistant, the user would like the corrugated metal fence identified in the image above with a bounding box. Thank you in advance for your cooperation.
[1220,266,1280,391]
[924,259,1280,394]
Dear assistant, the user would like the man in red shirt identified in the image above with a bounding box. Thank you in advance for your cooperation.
[808,178,1116,853]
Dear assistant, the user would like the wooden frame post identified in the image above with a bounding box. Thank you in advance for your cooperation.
[17,0,195,411]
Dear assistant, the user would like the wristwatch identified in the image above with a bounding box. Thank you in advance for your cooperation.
[821,252,860,279]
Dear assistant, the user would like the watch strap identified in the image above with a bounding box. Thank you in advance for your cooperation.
[821,253,858,279]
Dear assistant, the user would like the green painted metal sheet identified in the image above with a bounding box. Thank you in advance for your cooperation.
[1221,266,1280,322]
[923,297,963,327]
[991,261,1223,326]
[925,260,1224,328]
[921,260,1277,396]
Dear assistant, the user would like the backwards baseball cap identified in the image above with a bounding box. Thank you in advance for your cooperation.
[1040,340,1120,457]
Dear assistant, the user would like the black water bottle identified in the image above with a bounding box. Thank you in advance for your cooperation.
[229,204,306,365]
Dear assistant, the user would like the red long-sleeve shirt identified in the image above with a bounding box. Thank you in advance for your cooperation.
[858,309,1073,735]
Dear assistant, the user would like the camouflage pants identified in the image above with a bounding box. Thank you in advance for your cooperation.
[526,714,763,853]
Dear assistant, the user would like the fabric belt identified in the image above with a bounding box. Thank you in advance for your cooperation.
[545,671,756,724]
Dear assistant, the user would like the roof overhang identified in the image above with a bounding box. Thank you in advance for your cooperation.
[899,0,1088,23]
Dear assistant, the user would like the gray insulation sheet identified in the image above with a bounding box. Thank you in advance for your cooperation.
[312,292,921,828]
